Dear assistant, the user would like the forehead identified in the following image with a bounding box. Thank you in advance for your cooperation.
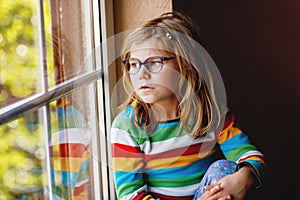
[130,39,170,58]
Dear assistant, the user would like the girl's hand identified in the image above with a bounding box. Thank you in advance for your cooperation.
[203,166,255,200]
[220,166,256,200]
[197,184,231,200]
[198,166,256,200]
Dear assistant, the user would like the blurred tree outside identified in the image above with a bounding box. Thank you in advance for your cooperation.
[0,0,54,199]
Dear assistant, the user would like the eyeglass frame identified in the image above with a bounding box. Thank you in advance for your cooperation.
[121,56,176,74]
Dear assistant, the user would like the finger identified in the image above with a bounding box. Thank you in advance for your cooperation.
[204,184,215,191]
[198,185,222,200]
[208,184,222,195]
[217,194,232,200]
[205,182,221,192]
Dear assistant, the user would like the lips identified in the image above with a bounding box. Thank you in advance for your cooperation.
[139,84,155,91]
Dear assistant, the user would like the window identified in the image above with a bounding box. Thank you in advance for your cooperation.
[0,0,115,199]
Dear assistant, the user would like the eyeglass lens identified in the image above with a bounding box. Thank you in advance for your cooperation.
[124,57,164,74]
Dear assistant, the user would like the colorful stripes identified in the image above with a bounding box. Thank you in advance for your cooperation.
[111,107,267,199]
[50,107,91,200]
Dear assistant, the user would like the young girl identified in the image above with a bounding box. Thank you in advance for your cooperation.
[111,11,266,200]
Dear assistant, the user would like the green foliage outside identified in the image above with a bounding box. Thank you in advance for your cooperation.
[0,0,54,199]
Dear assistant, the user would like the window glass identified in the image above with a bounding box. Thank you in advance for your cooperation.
[50,0,95,85]
[0,109,49,199]
[0,0,54,108]
[48,85,97,199]
[0,0,109,199]
[0,84,99,199]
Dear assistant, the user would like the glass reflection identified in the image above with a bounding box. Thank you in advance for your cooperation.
[48,88,94,199]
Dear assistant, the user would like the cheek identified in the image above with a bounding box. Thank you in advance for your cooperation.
[129,76,139,90]
[157,68,181,91]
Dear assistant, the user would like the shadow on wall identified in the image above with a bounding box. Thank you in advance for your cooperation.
[174,0,300,199]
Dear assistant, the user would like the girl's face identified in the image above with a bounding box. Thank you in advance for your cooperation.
[128,39,180,107]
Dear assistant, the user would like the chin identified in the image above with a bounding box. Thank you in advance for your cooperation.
[140,97,156,104]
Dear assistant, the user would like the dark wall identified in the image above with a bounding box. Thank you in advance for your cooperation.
[173,0,300,199]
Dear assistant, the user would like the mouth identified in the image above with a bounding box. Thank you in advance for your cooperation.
[139,85,155,91]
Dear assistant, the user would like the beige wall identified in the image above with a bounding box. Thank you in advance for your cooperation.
[112,0,172,90]
[113,0,172,33]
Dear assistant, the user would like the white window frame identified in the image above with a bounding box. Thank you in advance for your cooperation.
[0,0,116,199]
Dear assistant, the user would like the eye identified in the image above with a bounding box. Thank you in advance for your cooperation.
[150,61,161,66]
[148,58,162,67]
[129,59,139,69]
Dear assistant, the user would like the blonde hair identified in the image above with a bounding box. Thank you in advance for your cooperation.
[119,11,224,138]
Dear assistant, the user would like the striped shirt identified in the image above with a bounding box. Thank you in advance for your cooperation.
[49,107,91,199]
[111,106,266,200]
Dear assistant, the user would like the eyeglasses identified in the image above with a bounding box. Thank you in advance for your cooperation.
[121,56,176,74]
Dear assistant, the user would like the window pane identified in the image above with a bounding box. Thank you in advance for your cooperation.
[0,0,53,108]
[50,0,95,86]
[48,84,98,199]
[0,109,49,199]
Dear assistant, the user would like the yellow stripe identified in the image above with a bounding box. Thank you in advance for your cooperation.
[82,149,91,162]
[52,157,82,172]
[142,195,156,200]
[51,144,59,157]
[131,100,138,107]
[241,156,267,168]
[218,122,242,144]
[147,150,215,169]
[113,157,143,171]
[245,156,263,162]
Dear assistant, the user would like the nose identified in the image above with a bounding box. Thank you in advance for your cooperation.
[137,65,150,80]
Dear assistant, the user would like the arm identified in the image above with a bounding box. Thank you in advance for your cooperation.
[218,112,267,188]
[200,164,256,200]
[215,112,267,199]
[111,115,153,200]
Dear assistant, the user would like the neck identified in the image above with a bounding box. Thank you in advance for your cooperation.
[151,101,179,121]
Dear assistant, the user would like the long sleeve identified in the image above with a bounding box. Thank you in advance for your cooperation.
[111,112,151,200]
[218,112,267,187]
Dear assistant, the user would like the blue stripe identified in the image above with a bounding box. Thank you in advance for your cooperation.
[62,171,79,186]
[220,133,250,155]
[57,107,84,117]
[114,168,143,187]
[121,106,134,117]
[80,158,91,169]
[246,160,265,172]
[157,120,180,128]
[120,106,135,122]
[51,170,79,186]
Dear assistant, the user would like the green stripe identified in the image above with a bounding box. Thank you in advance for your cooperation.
[52,184,73,200]
[113,115,186,145]
[77,164,90,182]
[226,144,257,161]
[148,173,203,188]
[151,125,186,142]
[113,116,149,145]
[117,179,144,198]
[57,116,87,130]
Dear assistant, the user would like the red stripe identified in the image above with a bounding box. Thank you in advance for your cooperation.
[132,191,147,200]
[73,181,89,196]
[222,112,235,131]
[49,143,87,157]
[112,143,142,158]
[112,141,215,160]
[239,154,265,162]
